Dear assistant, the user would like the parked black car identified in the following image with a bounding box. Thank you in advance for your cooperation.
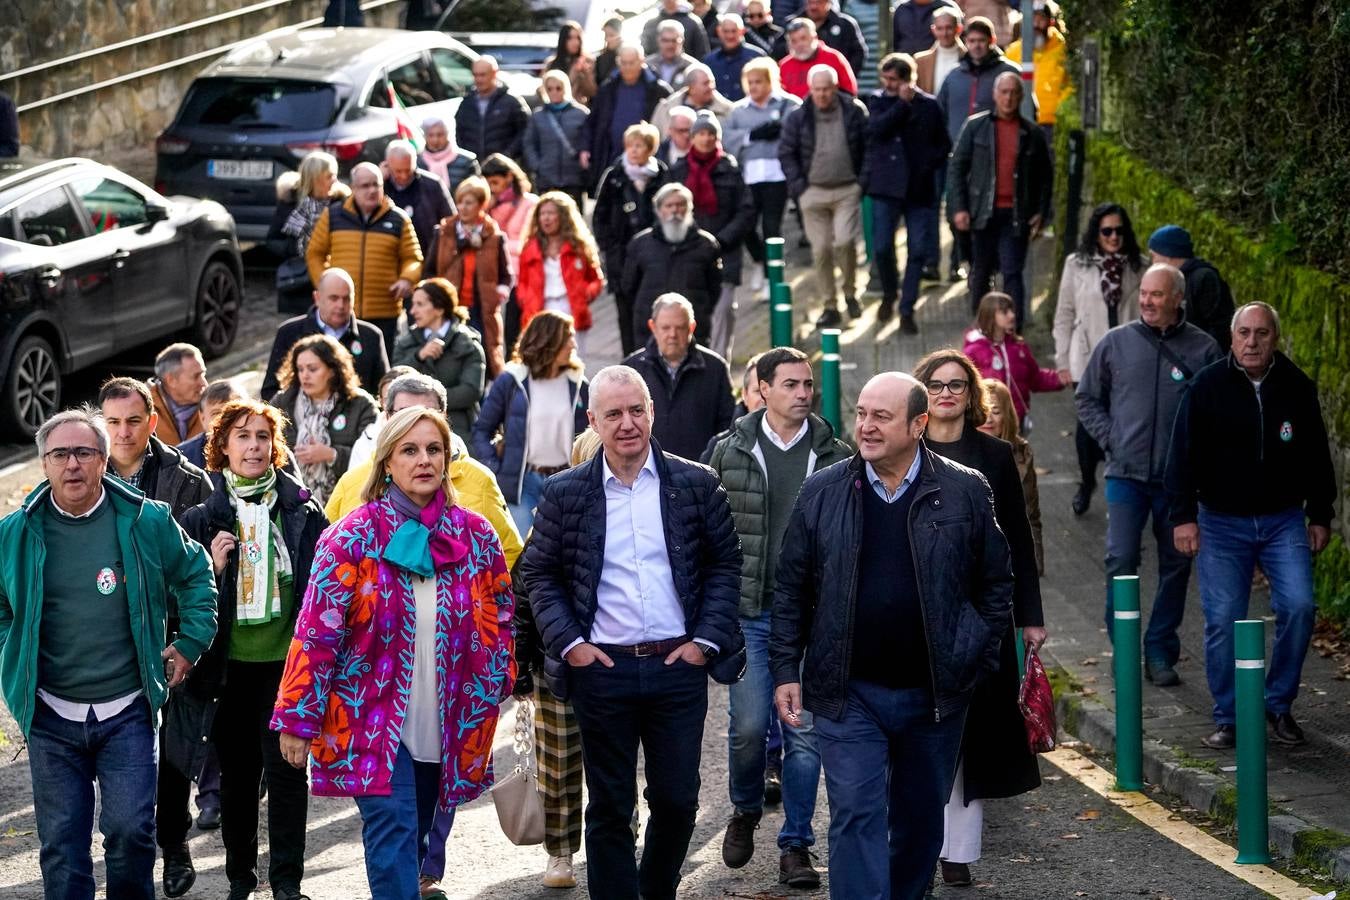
[155,28,496,241]
[0,158,242,439]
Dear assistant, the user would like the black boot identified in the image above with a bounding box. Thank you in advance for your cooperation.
[1071,481,1094,516]
[161,844,196,898]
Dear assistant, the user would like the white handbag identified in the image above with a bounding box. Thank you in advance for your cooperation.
[491,698,546,845]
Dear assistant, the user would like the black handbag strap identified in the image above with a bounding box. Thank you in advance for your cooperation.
[1133,321,1193,381]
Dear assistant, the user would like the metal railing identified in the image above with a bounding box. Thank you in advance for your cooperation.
[9,0,402,114]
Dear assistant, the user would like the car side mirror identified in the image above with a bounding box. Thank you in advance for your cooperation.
[145,203,169,223]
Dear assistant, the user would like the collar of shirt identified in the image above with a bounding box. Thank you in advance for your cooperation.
[49,485,108,519]
[601,444,658,488]
[865,451,922,504]
[430,320,452,339]
[760,414,810,452]
[315,309,351,340]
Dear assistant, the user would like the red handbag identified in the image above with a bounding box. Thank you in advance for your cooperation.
[1019,648,1058,754]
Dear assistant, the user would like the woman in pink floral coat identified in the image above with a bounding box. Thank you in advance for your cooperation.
[272,407,514,900]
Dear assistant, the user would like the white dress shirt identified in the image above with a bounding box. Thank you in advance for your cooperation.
[38,488,143,723]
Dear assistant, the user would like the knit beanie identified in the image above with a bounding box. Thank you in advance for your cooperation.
[1147,224,1194,259]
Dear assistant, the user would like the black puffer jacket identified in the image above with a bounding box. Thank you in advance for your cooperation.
[669,153,756,284]
[778,95,869,198]
[520,440,746,699]
[453,84,531,160]
[591,157,673,273]
[769,447,1014,722]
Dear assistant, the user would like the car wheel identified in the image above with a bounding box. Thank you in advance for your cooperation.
[1,335,61,442]
[191,260,241,358]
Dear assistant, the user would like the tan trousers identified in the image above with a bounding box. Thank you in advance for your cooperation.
[799,182,862,309]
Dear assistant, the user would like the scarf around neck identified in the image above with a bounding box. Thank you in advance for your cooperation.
[1098,253,1125,327]
[296,392,337,504]
[381,485,466,577]
[224,468,293,626]
[624,156,659,192]
[685,146,723,218]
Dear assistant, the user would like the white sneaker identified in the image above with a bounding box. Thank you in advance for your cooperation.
[543,854,577,888]
[749,267,766,292]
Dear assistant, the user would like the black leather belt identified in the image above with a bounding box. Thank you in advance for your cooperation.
[596,636,689,658]
[529,464,568,477]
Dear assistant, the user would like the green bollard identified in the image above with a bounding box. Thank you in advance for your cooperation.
[1113,575,1144,791]
[1234,619,1271,864]
[820,328,842,433]
[861,195,874,265]
[767,258,785,288]
[765,236,785,262]
[771,282,793,347]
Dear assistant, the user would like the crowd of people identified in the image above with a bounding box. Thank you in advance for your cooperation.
[0,3,1338,900]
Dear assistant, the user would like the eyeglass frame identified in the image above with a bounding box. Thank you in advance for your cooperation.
[42,446,105,464]
[925,379,970,396]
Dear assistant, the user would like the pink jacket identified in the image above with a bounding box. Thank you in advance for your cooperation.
[488,192,539,278]
[963,329,1063,421]
[271,497,514,812]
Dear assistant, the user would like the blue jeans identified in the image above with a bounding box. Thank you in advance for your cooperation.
[509,469,547,537]
[569,654,708,900]
[1197,506,1315,724]
[969,208,1029,325]
[869,198,939,317]
[28,695,158,900]
[1103,477,1193,668]
[354,744,447,900]
[727,613,820,849]
[814,682,966,900]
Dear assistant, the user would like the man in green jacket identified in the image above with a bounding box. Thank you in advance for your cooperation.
[705,347,851,890]
[0,407,217,900]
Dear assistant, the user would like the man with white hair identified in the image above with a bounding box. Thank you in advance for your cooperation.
[305,161,423,350]
[454,55,530,159]
[642,0,712,58]
[148,343,208,446]
[622,185,724,344]
[778,63,869,327]
[261,267,390,398]
[658,105,699,167]
[652,64,735,134]
[521,363,743,900]
[707,13,766,100]
[778,17,858,97]
[382,138,454,260]
[646,20,702,90]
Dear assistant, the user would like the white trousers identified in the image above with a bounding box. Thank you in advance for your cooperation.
[709,283,738,361]
[941,759,984,864]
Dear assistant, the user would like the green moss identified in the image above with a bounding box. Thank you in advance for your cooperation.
[1292,829,1350,873]
[1172,749,1220,775]
[1046,665,1083,700]
[1212,786,1239,827]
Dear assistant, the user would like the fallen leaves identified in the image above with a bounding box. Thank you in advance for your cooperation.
[1074,809,1101,821]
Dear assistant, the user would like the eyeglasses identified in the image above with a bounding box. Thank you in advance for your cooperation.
[1099,226,1125,237]
[926,379,969,396]
[746,12,766,19]
[43,446,103,464]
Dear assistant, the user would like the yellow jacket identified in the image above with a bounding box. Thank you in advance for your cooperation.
[325,454,523,568]
[305,195,423,321]
[1007,28,1070,126]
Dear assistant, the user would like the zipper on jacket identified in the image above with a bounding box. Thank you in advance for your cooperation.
[839,476,864,691]
[1250,377,1265,462]
[908,482,943,722]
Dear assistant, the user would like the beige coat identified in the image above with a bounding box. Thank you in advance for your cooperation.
[1053,253,1146,380]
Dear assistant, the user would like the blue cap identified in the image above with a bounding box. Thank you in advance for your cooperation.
[1147,224,1193,259]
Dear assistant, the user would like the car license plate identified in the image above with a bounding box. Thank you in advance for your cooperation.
[208,159,273,180]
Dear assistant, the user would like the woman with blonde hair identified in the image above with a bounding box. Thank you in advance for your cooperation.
[281,151,347,257]
[181,399,328,900]
[272,406,514,900]
[269,150,349,311]
[515,191,605,355]
[470,310,589,534]
[977,377,1044,574]
[524,71,592,205]
[913,348,1044,889]
[431,176,512,378]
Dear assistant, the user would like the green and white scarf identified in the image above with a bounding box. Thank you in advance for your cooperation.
[224,468,294,626]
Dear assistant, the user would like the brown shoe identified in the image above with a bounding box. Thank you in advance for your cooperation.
[722,810,760,868]
[941,860,973,886]
[779,846,821,888]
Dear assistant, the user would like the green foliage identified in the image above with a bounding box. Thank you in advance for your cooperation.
[1292,828,1350,873]
[1313,535,1350,626]
[1058,0,1350,280]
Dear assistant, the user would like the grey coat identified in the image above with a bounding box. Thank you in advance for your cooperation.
[523,102,590,191]
[725,93,801,170]
[1075,315,1222,483]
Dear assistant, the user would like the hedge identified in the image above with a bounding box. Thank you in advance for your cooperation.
[1052,103,1350,624]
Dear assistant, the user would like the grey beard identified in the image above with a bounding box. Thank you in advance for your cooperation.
[661,218,692,243]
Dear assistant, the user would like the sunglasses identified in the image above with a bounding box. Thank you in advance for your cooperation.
[1099,226,1125,237]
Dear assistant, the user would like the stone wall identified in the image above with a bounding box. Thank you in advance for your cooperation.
[2,0,401,161]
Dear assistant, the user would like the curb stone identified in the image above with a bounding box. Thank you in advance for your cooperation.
[1053,685,1350,884]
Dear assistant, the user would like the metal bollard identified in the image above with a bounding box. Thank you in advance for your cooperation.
[1113,575,1143,791]
[1234,619,1271,864]
[765,236,785,262]
[861,195,874,264]
[767,258,785,288]
[820,328,842,432]
[771,282,793,348]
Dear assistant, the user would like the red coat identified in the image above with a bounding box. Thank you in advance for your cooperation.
[963,329,1064,421]
[515,238,604,332]
[779,44,859,99]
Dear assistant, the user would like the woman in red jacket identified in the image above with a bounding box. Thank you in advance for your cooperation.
[515,191,605,355]
[962,291,1069,431]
